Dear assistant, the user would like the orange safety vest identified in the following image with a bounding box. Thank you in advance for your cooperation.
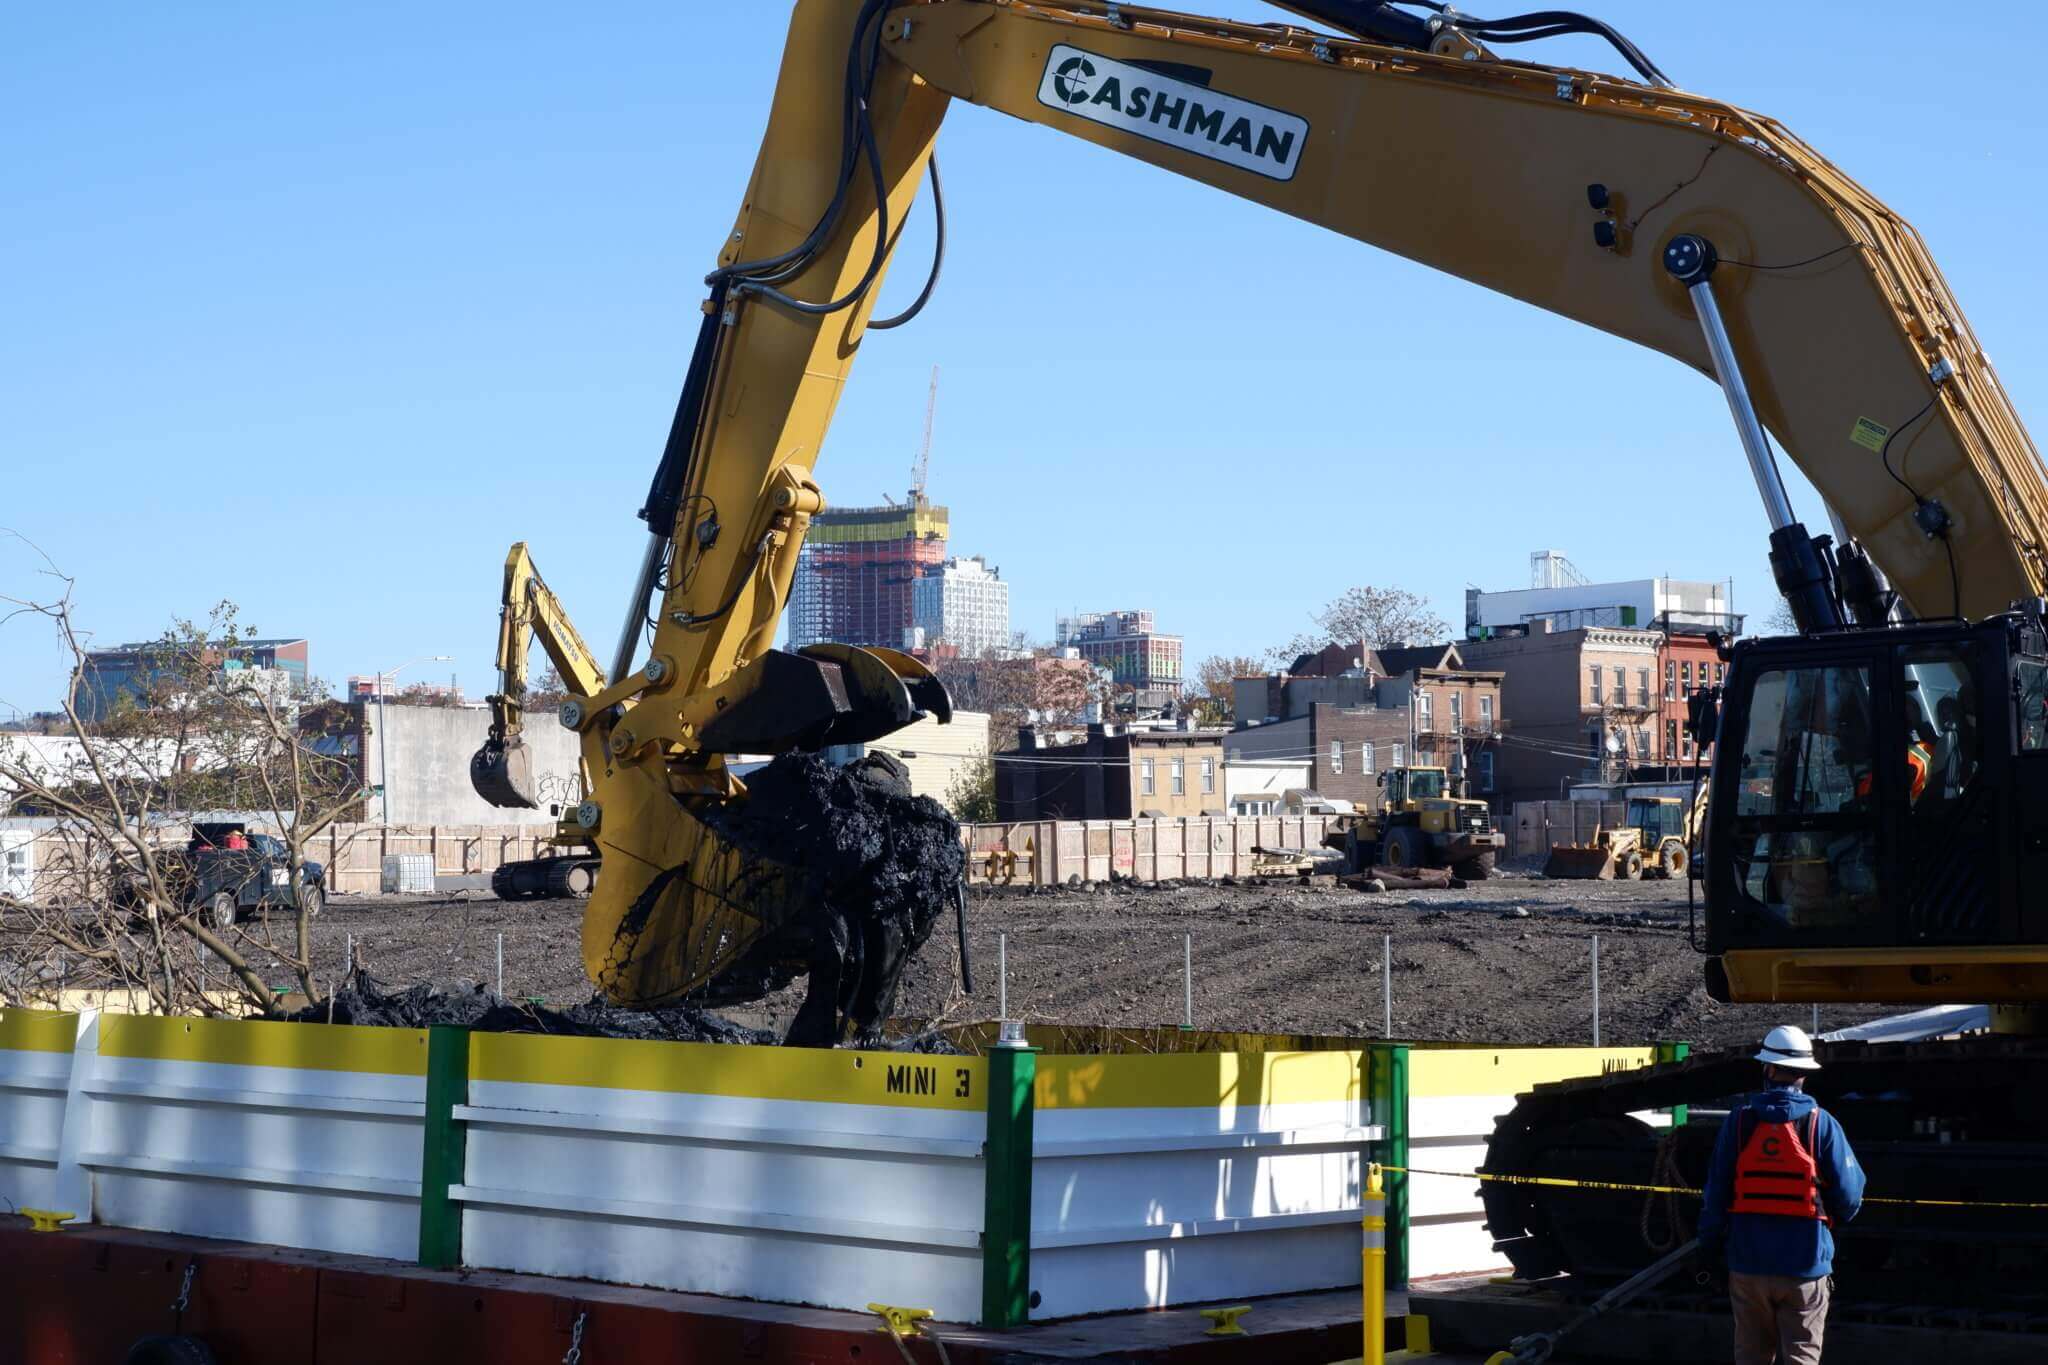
[1854,742,1931,802]
[1731,1108,1830,1222]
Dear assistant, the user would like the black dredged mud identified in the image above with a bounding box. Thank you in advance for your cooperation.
[286,752,965,1049]
[287,970,773,1044]
[690,752,965,1044]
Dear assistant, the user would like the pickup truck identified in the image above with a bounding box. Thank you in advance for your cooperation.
[174,823,326,931]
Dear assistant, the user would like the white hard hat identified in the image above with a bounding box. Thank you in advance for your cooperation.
[1754,1023,1822,1071]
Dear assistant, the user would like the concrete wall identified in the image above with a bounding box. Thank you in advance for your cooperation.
[361,703,578,826]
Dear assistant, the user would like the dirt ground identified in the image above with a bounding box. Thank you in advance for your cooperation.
[267,867,1883,1048]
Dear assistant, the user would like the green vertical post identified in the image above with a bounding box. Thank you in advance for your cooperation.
[1370,1043,1411,1289]
[981,1038,1038,1328]
[1656,1040,1692,1127]
[418,1025,470,1268]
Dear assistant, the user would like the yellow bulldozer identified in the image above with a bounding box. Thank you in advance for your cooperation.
[1543,793,1702,881]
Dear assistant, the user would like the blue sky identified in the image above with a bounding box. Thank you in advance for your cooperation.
[5,2,2045,714]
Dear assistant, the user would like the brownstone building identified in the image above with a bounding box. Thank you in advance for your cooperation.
[995,724,1227,821]
[1460,623,1665,803]
[1226,641,1507,806]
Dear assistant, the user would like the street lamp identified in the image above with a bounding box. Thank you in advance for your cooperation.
[374,655,453,824]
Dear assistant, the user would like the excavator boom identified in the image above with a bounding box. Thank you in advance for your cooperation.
[483,0,2047,1040]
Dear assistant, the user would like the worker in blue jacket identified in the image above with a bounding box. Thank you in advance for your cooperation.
[1697,1024,1866,1365]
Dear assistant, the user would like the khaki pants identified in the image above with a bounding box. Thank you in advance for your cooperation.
[1729,1271,1830,1364]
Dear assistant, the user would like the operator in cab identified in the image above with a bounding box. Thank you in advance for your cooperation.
[1697,1025,1865,1365]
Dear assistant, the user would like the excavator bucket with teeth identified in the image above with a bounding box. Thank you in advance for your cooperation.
[470,735,538,810]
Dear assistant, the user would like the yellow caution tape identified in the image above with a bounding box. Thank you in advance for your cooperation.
[1381,1164,2048,1212]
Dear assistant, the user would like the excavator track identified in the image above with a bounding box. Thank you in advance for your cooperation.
[1481,1037,2048,1326]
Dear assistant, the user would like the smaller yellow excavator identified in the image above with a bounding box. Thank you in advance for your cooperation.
[1543,791,1703,881]
[1326,765,1505,880]
[470,543,608,900]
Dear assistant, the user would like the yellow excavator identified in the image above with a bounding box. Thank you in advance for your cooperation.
[465,5,2048,1269]
[472,543,608,900]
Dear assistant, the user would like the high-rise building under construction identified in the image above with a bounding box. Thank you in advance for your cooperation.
[788,498,950,650]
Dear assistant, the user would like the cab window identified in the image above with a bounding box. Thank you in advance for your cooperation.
[1897,644,1992,938]
[1728,664,1880,933]
[1408,770,1444,799]
[2018,660,2048,751]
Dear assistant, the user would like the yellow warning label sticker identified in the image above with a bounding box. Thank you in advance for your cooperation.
[1850,416,1890,452]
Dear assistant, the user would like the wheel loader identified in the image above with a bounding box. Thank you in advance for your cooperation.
[1543,794,1699,881]
[1323,765,1504,880]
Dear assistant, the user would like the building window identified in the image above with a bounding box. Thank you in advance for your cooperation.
[1449,693,1462,730]
[1589,727,1603,758]
[1636,668,1650,708]
[1637,726,1651,758]
[1477,750,1494,792]
[1200,757,1215,793]
[1666,719,1678,759]
[1664,660,1677,701]
[1479,695,1494,732]
[1171,757,1184,795]
[1612,666,1626,702]
[1362,741,1375,773]
[1589,666,1603,703]
[1329,739,1344,774]
[1416,691,1432,730]
[1714,663,1726,685]
[1140,758,1154,795]
[1391,742,1404,767]
[1682,661,1693,690]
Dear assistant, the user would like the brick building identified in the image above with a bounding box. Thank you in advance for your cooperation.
[1228,641,1506,804]
[1659,632,1727,772]
[1057,611,1183,700]
[1460,623,1665,803]
[996,724,1226,821]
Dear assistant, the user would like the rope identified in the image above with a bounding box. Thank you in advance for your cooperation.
[1638,1128,1687,1253]
[1382,1163,2048,1212]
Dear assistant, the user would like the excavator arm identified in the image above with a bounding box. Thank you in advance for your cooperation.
[470,542,607,810]
[516,0,2048,1026]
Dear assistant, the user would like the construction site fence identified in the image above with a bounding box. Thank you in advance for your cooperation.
[960,815,1343,886]
[1509,801,1628,859]
[3,821,561,900]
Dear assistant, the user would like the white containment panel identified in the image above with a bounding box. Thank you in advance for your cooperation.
[454,1034,990,1321]
[0,1007,81,1214]
[1405,1047,1664,1280]
[80,1015,429,1260]
[1028,1049,1380,1320]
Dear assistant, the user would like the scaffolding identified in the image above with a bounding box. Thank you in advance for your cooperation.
[788,500,950,649]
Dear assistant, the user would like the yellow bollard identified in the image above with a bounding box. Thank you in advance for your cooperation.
[1363,1162,1387,1364]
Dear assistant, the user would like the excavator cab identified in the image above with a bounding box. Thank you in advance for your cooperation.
[1702,610,2048,1004]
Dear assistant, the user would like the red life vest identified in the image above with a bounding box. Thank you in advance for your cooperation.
[1731,1108,1830,1222]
